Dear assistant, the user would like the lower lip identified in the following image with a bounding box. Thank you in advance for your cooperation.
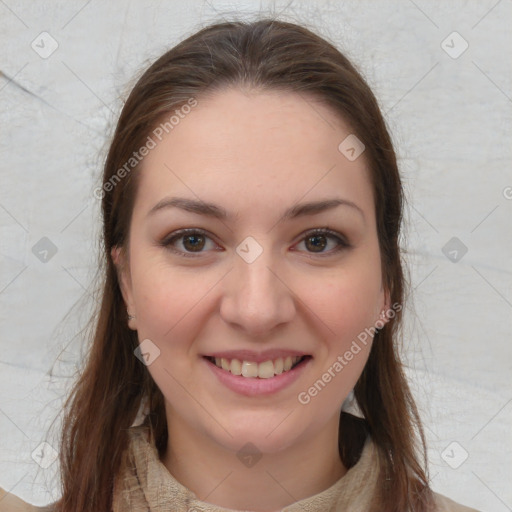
[203,356,312,397]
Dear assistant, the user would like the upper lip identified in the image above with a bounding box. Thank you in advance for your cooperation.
[203,349,310,363]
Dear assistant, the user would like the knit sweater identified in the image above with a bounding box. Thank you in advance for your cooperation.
[0,424,480,512]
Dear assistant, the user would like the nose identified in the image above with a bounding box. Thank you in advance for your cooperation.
[219,248,296,337]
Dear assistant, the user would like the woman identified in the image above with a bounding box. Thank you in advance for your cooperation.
[0,18,480,512]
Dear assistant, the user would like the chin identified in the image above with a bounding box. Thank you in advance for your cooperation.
[208,410,316,455]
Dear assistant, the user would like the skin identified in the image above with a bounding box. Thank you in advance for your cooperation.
[113,87,390,512]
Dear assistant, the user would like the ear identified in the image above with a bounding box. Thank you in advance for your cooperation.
[111,245,137,330]
[375,283,393,330]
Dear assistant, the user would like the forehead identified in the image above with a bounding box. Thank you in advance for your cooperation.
[133,88,375,224]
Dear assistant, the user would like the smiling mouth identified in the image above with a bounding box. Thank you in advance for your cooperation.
[204,355,311,379]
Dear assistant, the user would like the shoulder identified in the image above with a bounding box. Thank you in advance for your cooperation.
[0,487,56,512]
[433,491,481,512]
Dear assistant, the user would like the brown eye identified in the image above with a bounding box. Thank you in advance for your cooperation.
[161,227,350,259]
[305,234,328,252]
[161,228,218,258]
[295,228,350,256]
[182,233,206,252]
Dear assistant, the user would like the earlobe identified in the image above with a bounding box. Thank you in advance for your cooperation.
[376,308,390,329]
[375,288,392,329]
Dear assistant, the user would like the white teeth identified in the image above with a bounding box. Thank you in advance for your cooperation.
[257,360,275,379]
[211,355,304,378]
[230,358,242,375]
[274,357,284,375]
[241,361,258,378]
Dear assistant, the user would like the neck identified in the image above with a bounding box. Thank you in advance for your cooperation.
[161,409,346,512]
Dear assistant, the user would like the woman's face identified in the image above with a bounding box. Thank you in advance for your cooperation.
[115,88,389,455]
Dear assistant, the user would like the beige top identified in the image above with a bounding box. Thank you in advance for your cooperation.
[0,424,481,512]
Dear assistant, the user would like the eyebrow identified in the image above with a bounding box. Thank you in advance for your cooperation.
[147,196,365,223]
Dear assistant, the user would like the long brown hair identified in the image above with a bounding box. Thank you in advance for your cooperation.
[54,18,435,512]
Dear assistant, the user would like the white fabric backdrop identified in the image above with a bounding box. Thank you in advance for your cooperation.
[1,1,511,510]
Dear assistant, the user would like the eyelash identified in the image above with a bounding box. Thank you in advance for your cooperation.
[160,227,350,259]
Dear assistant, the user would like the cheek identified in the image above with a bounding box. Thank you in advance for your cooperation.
[128,255,213,401]
[130,249,212,339]
[295,278,379,414]
[294,251,383,394]
[302,262,383,344]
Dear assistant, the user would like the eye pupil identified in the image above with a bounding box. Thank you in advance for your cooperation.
[306,235,327,252]
[184,235,205,251]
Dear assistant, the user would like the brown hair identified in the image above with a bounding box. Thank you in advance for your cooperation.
[54,18,435,512]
